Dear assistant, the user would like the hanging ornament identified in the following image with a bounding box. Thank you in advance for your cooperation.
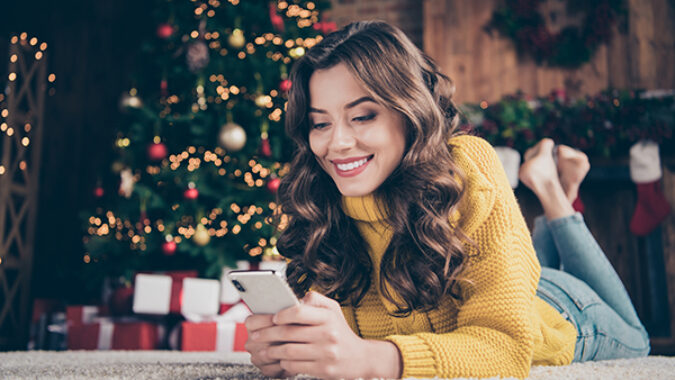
[267,176,281,193]
[186,41,210,73]
[162,235,177,256]
[119,90,143,111]
[157,23,175,39]
[219,122,247,152]
[148,140,168,161]
[269,2,285,32]
[160,79,168,97]
[94,186,104,198]
[228,28,245,49]
[260,121,272,157]
[193,224,211,246]
[184,181,199,200]
[260,137,272,157]
[119,168,135,198]
[279,79,292,93]
[140,209,149,225]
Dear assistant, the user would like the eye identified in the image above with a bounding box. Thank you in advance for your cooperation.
[352,113,376,123]
[310,122,329,130]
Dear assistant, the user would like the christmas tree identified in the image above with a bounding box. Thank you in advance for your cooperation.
[80,0,335,293]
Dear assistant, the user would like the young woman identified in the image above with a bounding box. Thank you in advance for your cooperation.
[244,21,650,379]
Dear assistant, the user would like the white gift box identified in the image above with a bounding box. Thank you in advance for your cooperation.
[132,274,172,315]
[181,278,221,317]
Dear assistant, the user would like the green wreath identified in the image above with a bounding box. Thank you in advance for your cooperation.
[487,0,626,68]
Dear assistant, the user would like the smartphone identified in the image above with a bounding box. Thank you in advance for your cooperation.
[227,270,300,315]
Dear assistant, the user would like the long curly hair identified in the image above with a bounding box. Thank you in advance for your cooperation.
[276,20,470,316]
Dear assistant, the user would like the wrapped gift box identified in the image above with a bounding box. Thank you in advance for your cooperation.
[181,302,251,352]
[66,305,108,326]
[181,278,221,317]
[67,319,162,350]
[181,321,248,352]
[132,270,198,315]
[28,298,65,350]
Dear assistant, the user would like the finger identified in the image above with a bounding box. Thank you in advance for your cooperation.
[266,343,326,361]
[258,362,285,378]
[301,291,340,309]
[273,303,333,326]
[252,324,327,344]
[245,314,275,332]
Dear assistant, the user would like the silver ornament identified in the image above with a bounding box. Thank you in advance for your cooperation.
[186,41,210,72]
[219,122,247,152]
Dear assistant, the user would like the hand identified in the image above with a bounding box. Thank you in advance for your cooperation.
[247,291,402,379]
[244,313,292,378]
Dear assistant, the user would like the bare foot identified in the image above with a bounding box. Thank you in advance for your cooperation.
[519,138,560,197]
[520,139,575,221]
[556,145,590,202]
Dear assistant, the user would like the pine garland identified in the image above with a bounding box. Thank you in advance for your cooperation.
[461,89,674,157]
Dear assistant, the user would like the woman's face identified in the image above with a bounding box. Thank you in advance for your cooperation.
[308,63,407,197]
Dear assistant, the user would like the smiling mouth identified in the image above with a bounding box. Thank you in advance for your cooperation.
[331,155,373,177]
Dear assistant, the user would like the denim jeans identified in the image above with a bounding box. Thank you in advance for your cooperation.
[532,213,650,362]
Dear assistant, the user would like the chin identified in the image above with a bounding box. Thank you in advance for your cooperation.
[335,182,374,197]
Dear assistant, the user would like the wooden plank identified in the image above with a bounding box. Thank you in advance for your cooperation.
[662,165,675,338]
[423,0,675,102]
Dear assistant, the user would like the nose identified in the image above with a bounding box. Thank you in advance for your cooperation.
[328,121,356,152]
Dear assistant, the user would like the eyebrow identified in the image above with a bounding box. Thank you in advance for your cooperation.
[308,96,376,114]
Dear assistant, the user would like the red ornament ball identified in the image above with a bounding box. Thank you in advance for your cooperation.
[162,240,177,256]
[279,79,292,92]
[157,23,174,39]
[267,177,281,193]
[147,142,168,161]
[184,188,199,200]
[94,186,104,198]
[260,138,272,157]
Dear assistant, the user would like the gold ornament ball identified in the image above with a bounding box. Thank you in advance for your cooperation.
[228,29,245,49]
[219,122,247,151]
[193,224,211,246]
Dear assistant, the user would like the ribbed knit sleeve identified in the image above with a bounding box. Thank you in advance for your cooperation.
[386,136,541,379]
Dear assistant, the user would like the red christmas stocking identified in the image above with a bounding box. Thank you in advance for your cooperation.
[629,140,672,236]
[630,181,671,236]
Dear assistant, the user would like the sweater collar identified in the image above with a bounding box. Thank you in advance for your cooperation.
[341,194,388,222]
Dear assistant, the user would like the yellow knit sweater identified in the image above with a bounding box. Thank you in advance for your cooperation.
[339,135,577,379]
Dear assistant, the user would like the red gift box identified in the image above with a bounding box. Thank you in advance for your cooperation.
[68,319,161,350]
[32,299,63,323]
[181,321,248,352]
[66,305,108,326]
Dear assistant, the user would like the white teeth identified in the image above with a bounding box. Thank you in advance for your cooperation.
[336,157,369,171]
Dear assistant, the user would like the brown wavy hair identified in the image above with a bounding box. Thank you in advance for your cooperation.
[276,20,470,316]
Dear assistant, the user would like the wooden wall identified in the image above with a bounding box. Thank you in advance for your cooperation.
[423,0,675,103]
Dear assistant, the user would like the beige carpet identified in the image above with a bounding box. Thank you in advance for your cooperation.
[1,351,674,379]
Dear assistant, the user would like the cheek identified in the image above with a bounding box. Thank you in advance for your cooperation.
[308,132,323,156]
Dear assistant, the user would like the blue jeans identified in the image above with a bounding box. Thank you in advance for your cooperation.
[532,213,650,362]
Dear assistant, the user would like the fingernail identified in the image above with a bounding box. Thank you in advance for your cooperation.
[251,332,259,340]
